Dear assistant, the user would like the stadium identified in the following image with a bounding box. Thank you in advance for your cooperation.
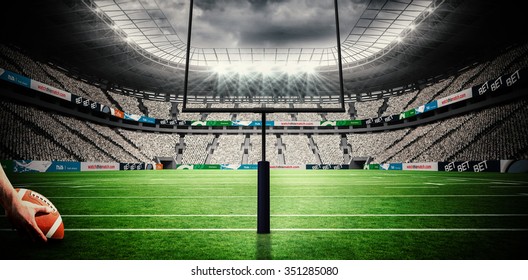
[0,0,527,261]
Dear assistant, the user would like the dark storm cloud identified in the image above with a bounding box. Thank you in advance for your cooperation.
[160,0,367,48]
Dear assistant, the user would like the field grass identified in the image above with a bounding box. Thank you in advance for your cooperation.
[0,169,527,260]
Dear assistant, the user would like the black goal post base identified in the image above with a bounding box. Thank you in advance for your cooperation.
[257,160,271,234]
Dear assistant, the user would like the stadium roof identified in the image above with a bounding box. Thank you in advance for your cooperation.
[89,0,434,68]
[1,0,526,101]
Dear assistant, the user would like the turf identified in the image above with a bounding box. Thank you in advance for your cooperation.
[0,170,527,260]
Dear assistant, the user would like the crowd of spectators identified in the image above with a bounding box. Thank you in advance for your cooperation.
[180,135,215,164]
[281,135,317,165]
[117,129,180,161]
[1,40,528,166]
[209,135,245,164]
[108,90,142,115]
[312,134,344,164]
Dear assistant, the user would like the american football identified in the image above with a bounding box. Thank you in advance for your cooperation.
[15,188,64,240]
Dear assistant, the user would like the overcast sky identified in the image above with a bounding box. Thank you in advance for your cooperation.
[157,0,368,48]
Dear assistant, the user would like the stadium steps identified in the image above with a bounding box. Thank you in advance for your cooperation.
[427,73,458,103]
[114,129,152,161]
[276,135,286,165]
[84,123,143,163]
[378,98,389,117]
[50,115,119,162]
[340,135,352,163]
[402,88,422,112]
[102,89,123,111]
[504,43,528,73]
[241,135,250,164]
[137,98,148,116]
[1,104,81,161]
[408,118,469,163]
[307,135,323,165]
[174,137,185,164]
[446,100,528,162]
[376,128,415,163]
[203,135,219,164]
[458,61,491,91]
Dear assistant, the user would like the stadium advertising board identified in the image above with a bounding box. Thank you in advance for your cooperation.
[307,164,349,170]
[402,162,438,171]
[158,119,186,126]
[399,108,416,119]
[30,80,71,101]
[365,163,380,170]
[232,121,262,127]
[275,121,320,126]
[120,162,147,170]
[437,88,472,108]
[340,120,363,126]
[221,164,258,170]
[175,164,221,170]
[81,162,120,171]
[124,112,156,124]
[190,120,233,126]
[415,105,426,115]
[74,95,101,111]
[439,160,500,172]
[110,108,125,119]
[321,120,363,126]
[270,165,303,169]
[424,100,438,112]
[475,68,525,96]
[383,114,400,124]
[233,120,274,127]
[380,163,403,170]
[11,160,81,173]
[0,67,31,88]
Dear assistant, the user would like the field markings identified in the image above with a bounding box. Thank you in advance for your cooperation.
[385,186,439,189]
[56,213,528,218]
[20,182,524,189]
[46,194,528,199]
[424,183,445,186]
[19,228,523,232]
[2,213,527,220]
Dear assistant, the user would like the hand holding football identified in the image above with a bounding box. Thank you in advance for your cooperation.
[15,188,64,240]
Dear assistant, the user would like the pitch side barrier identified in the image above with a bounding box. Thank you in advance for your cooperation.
[365,160,528,173]
[1,160,350,173]
[175,164,349,170]
[1,160,154,173]
[1,67,526,129]
[4,159,526,173]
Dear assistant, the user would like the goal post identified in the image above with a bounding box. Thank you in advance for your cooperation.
[182,0,346,234]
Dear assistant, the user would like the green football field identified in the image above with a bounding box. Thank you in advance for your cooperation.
[0,170,527,260]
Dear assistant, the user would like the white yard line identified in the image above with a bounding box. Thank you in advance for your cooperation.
[37,228,528,232]
[46,194,527,199]
[385,186,439,189]
[57,213,528,218]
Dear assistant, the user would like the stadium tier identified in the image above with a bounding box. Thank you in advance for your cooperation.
[1,41,528,168]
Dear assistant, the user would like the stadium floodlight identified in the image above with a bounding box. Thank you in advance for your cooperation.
[182,0,345,113]
[213,64,231,75]
[212,61,317,76]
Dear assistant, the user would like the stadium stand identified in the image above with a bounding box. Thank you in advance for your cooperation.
[1,38,528,166]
